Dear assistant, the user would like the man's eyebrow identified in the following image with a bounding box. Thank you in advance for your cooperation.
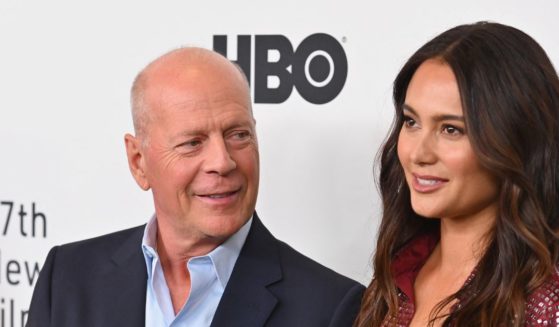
[170,120,253,139]
[402,104,464,122]
[225,120,253,130]
[170,131,204,142]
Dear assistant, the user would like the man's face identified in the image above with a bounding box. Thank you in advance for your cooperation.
[133,57,259,244]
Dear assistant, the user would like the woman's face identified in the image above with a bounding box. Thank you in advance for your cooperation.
[397,59,499,223]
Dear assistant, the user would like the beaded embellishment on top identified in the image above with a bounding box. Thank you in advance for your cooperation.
[524,270,559,326]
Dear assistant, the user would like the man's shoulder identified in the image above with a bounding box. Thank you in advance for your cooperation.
[59,224,145,250]
[52,224,145,264]
[232,218,364,326]
[246,216,362,290]
[27,225,148,327]
[274,238,362,289]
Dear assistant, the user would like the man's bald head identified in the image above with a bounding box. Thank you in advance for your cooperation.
[130,47,251,141]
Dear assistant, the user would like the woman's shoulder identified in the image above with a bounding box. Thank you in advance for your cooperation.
[525,268,559,324]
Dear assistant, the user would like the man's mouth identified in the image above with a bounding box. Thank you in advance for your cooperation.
[196,188,242,204]
[204,190,238,199]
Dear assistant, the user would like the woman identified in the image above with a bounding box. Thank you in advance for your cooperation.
[355,22,559,326]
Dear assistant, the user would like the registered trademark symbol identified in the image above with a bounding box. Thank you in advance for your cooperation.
[342,36,347,43]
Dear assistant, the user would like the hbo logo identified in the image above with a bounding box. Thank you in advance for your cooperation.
[213,34,348,104]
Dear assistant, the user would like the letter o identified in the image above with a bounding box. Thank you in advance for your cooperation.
[293,33,348,104]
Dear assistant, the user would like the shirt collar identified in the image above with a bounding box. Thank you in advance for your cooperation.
[141,214,253,288]
[391,229,439,303]
[206,217,252,288]
[141,214,158,259]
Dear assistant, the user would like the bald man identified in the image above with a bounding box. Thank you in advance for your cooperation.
[27,48,364,327]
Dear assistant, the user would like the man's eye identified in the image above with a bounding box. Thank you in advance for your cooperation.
[180,139,202,148]
[231,131,250,140]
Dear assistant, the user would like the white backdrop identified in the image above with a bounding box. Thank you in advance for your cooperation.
[1,1,559,325]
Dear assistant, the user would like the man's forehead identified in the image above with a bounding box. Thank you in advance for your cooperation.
[147,81,252,119]
[146,79,251,114]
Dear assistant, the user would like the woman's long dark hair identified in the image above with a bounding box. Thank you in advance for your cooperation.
[355,22,559,326]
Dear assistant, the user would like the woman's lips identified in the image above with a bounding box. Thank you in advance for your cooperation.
[411,174,449,193]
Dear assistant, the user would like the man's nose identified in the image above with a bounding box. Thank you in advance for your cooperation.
[410,132,437,166]
[203,137,237,175]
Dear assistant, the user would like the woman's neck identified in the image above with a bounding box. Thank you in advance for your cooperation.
[437,203,497,271]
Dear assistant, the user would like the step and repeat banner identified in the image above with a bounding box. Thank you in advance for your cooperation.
[1,0,558,325]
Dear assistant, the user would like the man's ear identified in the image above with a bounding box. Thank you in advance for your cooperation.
[124,133,150,191]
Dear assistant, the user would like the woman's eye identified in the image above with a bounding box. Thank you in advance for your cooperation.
[442,125,464,135]
[403,116,417,128]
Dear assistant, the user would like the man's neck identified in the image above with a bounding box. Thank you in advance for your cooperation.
[154,218,226,315]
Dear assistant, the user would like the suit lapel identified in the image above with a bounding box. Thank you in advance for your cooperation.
[211,214,282,327]
[104,226,148,327]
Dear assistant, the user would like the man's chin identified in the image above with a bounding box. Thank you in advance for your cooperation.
[199,214,249,236]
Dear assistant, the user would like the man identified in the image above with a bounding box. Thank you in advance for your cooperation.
[27,47,364,327]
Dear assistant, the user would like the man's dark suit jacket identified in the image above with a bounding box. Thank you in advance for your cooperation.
[27,213,364,326]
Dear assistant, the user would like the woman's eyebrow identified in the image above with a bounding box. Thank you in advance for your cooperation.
[403,104,464,122]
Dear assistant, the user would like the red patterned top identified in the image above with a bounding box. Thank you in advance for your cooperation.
[384,232,559,326]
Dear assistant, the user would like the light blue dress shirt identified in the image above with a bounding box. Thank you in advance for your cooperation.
[141,216,252,327]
